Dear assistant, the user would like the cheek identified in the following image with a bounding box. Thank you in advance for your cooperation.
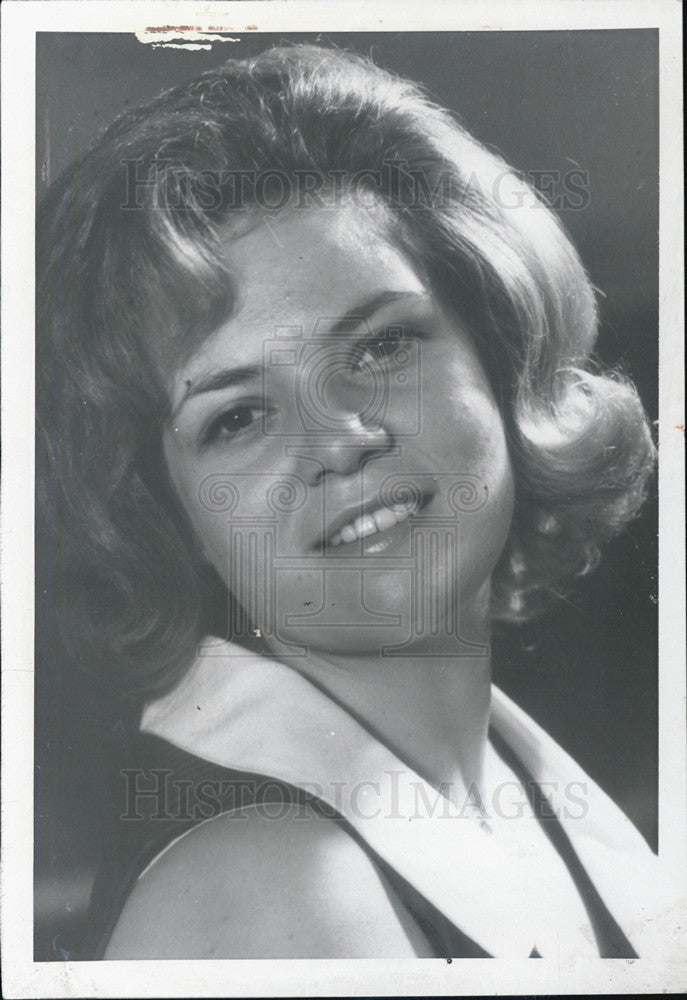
[463,425,515,592]
[477,446,515,570]
[432,376,510,483]
[163,437,231,570]
[437,385,515,584]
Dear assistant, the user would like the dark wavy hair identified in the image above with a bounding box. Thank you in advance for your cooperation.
[36,44,656,696]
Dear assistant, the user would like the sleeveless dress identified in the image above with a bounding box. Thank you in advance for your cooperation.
[84,639,670,959]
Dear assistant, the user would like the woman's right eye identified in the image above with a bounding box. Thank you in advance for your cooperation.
[204,404,268,445]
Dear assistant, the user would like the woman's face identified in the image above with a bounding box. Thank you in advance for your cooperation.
[162,202,514,656]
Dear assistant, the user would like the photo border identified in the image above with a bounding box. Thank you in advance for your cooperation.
[2,1,684,996]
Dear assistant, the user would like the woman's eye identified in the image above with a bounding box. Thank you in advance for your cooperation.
[350,337,404,373]
[350,328,426,374]
[205,404,267,443]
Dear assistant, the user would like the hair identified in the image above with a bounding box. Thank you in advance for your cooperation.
[36,43,656,696]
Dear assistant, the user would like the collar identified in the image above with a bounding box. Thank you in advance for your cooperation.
[141,638,667,957]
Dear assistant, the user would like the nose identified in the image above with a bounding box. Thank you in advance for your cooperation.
[291,352,396,481]
[305,413,394,483]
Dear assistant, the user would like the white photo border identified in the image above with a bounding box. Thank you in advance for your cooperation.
[1,1,684,996]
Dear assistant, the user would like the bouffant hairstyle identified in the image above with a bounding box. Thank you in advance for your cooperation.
[36,44,656,696]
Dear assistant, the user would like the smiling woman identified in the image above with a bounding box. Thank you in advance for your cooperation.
[36,42,660,960]
[162,204,514,664]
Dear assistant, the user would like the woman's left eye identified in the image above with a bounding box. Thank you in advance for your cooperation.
[350,334,411,373]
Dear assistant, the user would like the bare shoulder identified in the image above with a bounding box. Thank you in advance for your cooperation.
[104,802,432,958]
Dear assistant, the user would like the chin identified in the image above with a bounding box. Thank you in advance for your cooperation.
[259,564,489,657]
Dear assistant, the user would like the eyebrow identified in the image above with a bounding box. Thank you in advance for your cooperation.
[326,290,427,336]
[172,365,262,418]
[172,290,427,417]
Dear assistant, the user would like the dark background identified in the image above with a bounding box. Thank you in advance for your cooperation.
[35,30,658,955]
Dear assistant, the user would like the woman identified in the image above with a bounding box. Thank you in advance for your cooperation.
[37,44,661,959]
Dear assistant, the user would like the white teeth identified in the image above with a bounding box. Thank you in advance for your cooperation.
[327,504,415,548]
[356,514,377,538]
[372,506,402,532]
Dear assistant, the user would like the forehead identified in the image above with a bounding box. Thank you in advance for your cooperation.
[177,202,426,372]
[229,202,422,313]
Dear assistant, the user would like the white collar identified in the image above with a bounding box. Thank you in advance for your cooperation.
[141,638,667,957]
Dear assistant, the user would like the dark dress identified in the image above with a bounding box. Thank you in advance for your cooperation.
[81,728,636,960]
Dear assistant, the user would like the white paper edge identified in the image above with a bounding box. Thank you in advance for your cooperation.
[1,1,684,996]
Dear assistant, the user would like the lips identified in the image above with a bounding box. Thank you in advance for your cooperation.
[317,489,433,551]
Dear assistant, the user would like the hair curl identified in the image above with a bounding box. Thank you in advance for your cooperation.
[36,44,656,695]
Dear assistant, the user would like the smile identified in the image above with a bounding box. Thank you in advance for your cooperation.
[328,504,414,548]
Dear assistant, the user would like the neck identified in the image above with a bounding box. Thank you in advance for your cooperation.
[266,600,493,806]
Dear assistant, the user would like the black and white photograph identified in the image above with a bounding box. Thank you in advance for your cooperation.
[1,1,685,996]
